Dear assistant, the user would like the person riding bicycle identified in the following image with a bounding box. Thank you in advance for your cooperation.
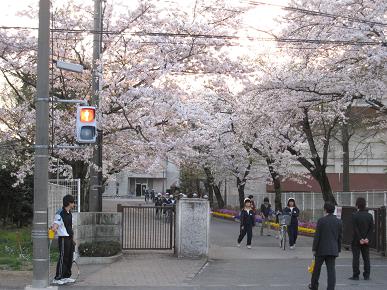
[283,198,300,250]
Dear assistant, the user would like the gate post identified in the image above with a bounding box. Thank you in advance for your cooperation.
[175,198,210,258]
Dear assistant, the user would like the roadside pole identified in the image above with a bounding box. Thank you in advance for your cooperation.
[31,0,50,288]
[89,0,103,212]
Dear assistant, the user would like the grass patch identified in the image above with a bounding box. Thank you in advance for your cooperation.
[0,227,71,271]
[0,227,32,270]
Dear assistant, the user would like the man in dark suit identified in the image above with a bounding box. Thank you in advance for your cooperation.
[309,202,342,290]
[349,197,374,281]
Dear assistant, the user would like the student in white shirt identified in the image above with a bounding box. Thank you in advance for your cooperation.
[50,195,76,285]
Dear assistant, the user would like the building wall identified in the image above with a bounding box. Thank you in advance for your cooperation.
[102,159,180,196]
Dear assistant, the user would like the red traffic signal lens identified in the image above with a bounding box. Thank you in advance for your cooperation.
[80,108,95,122]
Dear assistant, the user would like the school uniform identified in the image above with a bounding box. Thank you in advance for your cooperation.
[283,206,300,247]
[237,209,256,245]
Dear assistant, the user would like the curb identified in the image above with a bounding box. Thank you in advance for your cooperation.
[77,252,123,265]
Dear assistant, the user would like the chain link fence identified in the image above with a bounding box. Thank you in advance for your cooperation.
[48,179,81,222]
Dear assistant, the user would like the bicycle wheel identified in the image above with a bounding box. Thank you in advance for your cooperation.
[282,227,287,251]
[278,227,283,249]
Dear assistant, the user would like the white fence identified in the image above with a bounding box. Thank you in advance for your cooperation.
[48,179,81,222]
[226,191,387,222]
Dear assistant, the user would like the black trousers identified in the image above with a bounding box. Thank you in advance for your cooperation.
[55,236,74,280]
[238,225,252,245]
[352,245,370,278]
[287,224,298,246]
[310,255,336,290]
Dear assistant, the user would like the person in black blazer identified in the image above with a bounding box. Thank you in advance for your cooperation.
[349,197,374,280]
[283,198,300,249]
[237,198,256,249]
[309,202,342,290]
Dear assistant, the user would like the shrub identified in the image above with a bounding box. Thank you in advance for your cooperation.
[78,241,121,257]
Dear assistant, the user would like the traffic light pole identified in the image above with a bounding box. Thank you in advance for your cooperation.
[31,0,50,288]
[89,0,103,212]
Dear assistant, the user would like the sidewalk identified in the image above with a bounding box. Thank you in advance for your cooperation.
[2,217,386,290]
[71,251,206,288]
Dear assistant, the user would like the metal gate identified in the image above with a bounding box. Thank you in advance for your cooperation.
[119,205,175,250]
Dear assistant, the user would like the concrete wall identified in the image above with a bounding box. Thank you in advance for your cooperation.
[175,198,210,258]
[103,158,180,196]
[73,212,122,245]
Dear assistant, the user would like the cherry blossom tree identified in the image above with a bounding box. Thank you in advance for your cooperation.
[240,0,387,204]
[0,0,249,192]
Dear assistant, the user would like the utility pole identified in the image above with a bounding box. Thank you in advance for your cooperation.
[31,0,50,288]
[89,0,103,211]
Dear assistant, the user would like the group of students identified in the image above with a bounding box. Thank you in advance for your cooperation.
[237,195,300,249]
[49,193,374,289]
[237,195,374,290]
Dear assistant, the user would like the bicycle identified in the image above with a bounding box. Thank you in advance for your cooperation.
[278,214,291,250]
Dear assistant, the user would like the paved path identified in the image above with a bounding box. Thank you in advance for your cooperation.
[2,216,387,290]
[191,218,387,290]
[66,218,387,290]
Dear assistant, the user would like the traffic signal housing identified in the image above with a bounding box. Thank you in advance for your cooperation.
[76,106,97,143]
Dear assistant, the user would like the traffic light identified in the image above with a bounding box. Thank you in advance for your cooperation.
[76,106,97,143]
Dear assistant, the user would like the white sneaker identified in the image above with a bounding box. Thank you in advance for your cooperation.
[290,246,295,250]
[247,245,252,249]
[237,243,241,247]
[62,278,76,283]
[52,279,65,285]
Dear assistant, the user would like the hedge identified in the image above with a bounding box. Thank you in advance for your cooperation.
[78,241,121,257]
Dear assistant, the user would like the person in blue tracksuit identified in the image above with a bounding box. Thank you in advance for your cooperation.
[237,198,256,249]
[283,198,300,249]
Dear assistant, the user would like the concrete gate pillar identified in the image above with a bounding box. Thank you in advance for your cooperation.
[175,198,210,258]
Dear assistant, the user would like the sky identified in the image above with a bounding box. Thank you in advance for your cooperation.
[0,0,290,107]
[0,0,289,30]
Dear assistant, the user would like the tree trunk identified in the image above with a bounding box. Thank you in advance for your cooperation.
[315,170,336,204]
[342,121,350,192]
[237,177,245,209]
[203,166,224,209]
[266,158,282,211]
[213,183,224,209]
[224,179,227,206]
[287,108,337,205]
[71,160,89,212]
[204,180,214,207]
